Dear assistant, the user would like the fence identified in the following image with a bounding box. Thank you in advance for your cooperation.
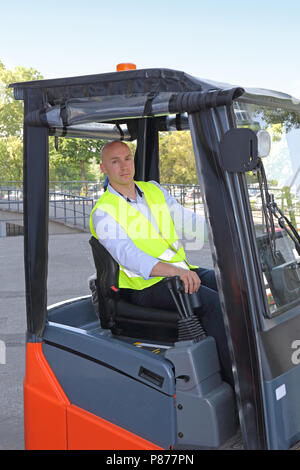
[247,184,300,231]
[0,180,203,204]
[0,182,204,237]
[1,181,299,237]
[0,187,97,236]
[48,191,94,229]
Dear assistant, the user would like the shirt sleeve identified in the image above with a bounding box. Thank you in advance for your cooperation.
[92,209,160,280]
[148,180,208,250]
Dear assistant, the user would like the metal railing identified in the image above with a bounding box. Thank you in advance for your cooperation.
[0,187,24,212]
[162,183,203,212]
[0,180,203,206]
[48,191,95,229]
[48,180,105,198]
[247,184,300,231]
[0,219,24,237]
[1,180,299,238]
[0,181,205,237]
[0,188,98,236]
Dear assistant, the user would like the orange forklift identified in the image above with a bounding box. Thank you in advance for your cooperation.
[10,64,300,450]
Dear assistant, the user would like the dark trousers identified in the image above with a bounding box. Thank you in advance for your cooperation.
[125,268,234,387]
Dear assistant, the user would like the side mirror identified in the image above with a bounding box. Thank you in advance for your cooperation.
[219,128,271,173]
[219,128,259,172]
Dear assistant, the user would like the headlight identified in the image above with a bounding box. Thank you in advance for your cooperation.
[256,130,271,158]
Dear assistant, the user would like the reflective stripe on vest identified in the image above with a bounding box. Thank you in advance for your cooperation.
[90,181,197,290]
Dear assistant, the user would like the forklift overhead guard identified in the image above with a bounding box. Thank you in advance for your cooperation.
[10,67,300,451]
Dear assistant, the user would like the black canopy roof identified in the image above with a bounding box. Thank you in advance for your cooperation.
[9,68,300,131]
[9,68,245,129]
[10,68,227,99]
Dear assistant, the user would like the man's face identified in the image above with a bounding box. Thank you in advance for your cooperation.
[100,143,135,186]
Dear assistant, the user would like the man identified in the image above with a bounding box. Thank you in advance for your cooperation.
[90,141,233,386]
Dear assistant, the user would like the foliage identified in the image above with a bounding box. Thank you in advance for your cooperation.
[0,61,43,138]
[0,136,23,181]
[0,61,203,185]
[0,61,43,181]
[49,137,107,183]
[0,60,108,183]
[255,107,300,140]
[159,131,197,184]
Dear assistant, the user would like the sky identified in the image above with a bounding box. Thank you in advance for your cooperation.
[1,0,300,98]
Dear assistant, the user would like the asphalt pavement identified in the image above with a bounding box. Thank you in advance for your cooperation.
[0,230,213,450]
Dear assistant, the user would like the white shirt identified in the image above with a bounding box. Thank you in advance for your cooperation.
[92,181,206,280]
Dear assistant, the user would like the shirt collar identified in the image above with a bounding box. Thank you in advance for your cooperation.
[107,182,143,202]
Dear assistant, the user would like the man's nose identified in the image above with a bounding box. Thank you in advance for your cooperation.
[120,160,128,169]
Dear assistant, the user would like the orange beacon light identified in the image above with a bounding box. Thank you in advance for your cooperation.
[116,63,136,72]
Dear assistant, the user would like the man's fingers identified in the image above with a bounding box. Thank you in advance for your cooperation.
[189,274,194,294]
[186,272,199,294]
[190,272,201,294]
[181,273,190,294]
[182,277,188,294]
[189,275,194,294]
[178,270,201,294]
[195,273,201,291]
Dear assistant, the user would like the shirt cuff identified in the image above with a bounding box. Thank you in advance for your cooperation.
[141,258,161,280]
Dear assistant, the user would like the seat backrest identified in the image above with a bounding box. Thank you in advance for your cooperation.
[89,236,119,328]
[88,236,201,343]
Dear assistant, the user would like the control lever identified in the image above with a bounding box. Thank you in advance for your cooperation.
[165,276,206,342]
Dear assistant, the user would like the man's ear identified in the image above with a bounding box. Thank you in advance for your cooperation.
[100,162,106,174]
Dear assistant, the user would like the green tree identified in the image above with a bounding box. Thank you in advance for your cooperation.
[0,61,43,181]
[159,131,197,184]
[250,106,300,230]
[0,61,107,184]
[50,138,107,191]
[258,108,300,134]
[0,61,43,138]
[0,136,23,181]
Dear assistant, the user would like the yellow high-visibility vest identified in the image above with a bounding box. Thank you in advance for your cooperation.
[90,181,197,290]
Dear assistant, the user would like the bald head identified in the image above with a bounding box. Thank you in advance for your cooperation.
[100,140,135,189]
[101,141,131,164]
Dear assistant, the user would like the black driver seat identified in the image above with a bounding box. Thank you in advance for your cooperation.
[89,236,180,342]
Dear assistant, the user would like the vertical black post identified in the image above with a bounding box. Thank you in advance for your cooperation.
[23,89,49,337]
[144,118,159,182]
[188,109,268,450]
[134,118,160,182]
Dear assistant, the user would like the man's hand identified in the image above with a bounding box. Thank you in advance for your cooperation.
[150,262,201,294]
[175,267,201,294]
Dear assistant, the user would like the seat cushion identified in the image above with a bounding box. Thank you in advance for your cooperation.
[113,300,179,342]
[115,300,179,324]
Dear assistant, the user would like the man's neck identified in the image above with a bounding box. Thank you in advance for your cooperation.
[110,181,137,200]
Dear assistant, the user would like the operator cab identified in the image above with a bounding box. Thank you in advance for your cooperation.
[10,66,300,450]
